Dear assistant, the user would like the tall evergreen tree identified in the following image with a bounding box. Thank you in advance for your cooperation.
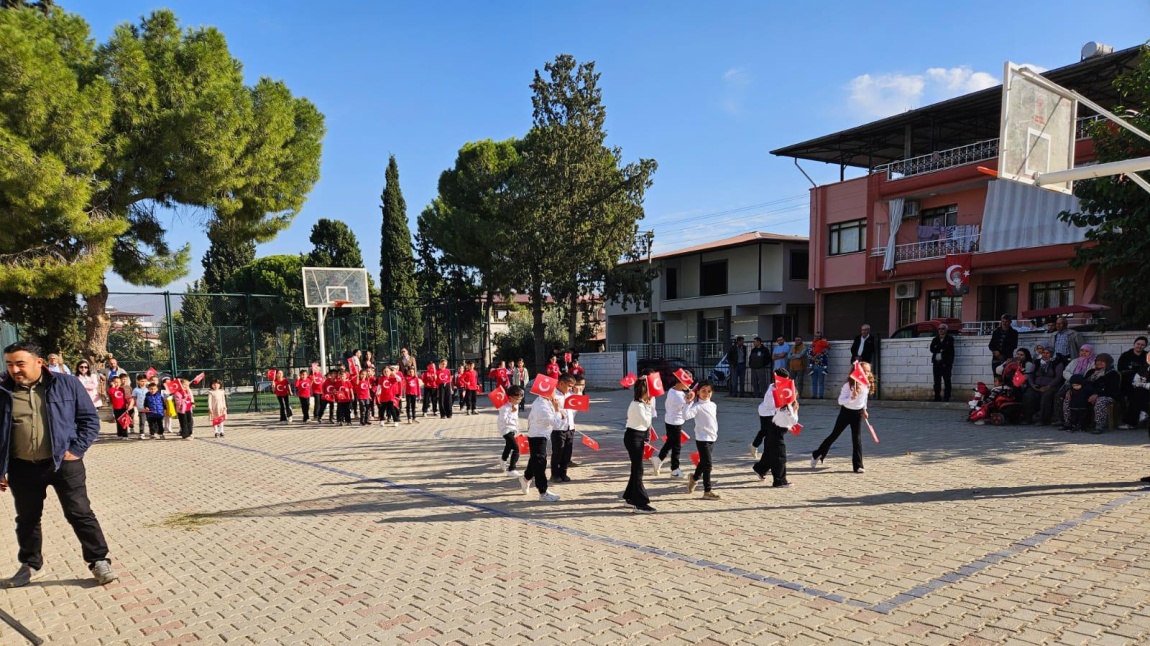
[379,155,422,351]
[201,221,257,293]
[306,219,365,268]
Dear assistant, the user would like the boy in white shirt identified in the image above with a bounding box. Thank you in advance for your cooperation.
[523,375,574,502]
[550,376,578,483]
[498,386,525,478]
[652,372,692,477]
[683,381,720,499]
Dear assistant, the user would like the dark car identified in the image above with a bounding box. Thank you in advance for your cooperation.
[889,318,963,339]
[636,357,691,376]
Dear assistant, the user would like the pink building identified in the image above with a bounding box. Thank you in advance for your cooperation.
[772,44,1143,340]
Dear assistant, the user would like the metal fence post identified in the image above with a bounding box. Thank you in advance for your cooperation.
[245,293,260,413]
[163,291,178,377]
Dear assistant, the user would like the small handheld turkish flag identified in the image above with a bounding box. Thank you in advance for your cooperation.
[850,361,870,388]
[1011,368,1027,388]
[867,421,879,443]
[515,434,530,455]
[145,367,157,378]
[191,372,206,385]
[266,369,276,381]
[117,412,132,429]
[531,374,558,397]
[773,376,797,408]
[211,415,226,426]
[166,380,182,394]
[646,372,665,397]
[564,394,590,412]
[488,386,508,409]
[581,434,599,451]
[347,357,358,376]
[643,443,656,460]
[564,352,572,364]
[649,428,658,443]
[673,368,693,387]
[311,361,320,374]
[680,429,690,444]
[790,423,803,436]
[620,373,637,388]
[689,451,700,466]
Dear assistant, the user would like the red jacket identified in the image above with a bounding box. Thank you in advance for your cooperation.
[322,378,337,402]
[463,369,479,391]
[273,378,291,397]
[545,363,561,378]
[405,376,421,396]
[422,370,438,389]
[437,368,452,386]
[355,377,373,400]
[335,380,354,403]
[375,377,395,403]
[494,368,510,388]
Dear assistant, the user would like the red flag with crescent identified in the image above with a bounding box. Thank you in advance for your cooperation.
[564,394,590,412]
[117,411,132,429]
[643,443,656,460]
[773,376,797,408]
[581,434,599,451]
[850,361,870,388]
[620,373,637,388]
[530,374,558,397]
[145,367,157,378]
[649,428,658,443]
[673,368,693,387]
[488,386,508,409]
[646,372,665,397]
[515,434,530,455]
[689,451,700,466]
[944,253,971,296]
[191,372,206,385]
[212,415,226,426]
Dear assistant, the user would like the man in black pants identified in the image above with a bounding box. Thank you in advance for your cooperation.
[0,341,118,587]
[929,323,956,402]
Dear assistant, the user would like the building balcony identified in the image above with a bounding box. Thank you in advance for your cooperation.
[870,228,980,262]
[872,115,1103,181]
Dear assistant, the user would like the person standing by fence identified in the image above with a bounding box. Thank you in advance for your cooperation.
[810,333,830,399]
[748,336,769,399]
[930,324,956,402]
[788,337,809,399]
[725,336,747,398]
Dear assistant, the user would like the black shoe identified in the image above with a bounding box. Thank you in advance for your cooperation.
[634,504,656,514]
[560,475,572,483]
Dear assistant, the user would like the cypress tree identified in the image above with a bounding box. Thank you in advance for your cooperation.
[380,155,422,351]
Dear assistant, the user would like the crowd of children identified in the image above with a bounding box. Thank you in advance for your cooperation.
[102,372,225,440]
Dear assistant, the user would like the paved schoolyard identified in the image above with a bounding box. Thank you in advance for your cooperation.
[2,390,1150,645]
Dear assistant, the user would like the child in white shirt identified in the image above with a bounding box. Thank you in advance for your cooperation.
[498,386,525,478]
[683,381,719,499]
[812,362,874,473]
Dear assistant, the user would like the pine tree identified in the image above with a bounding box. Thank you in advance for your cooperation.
[201,221,257,293]
[379,155,423,352]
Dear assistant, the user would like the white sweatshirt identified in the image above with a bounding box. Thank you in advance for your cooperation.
[497,402,519,436]
[838,382,869,410]
[664,388,689,425]
[527,396,566,438]
[757,385,777,417]
[683,399,718,442]
[626,400,657,430]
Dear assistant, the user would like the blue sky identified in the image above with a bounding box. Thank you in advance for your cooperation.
[71,0,1150,293]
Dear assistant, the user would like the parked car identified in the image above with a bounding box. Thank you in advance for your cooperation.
[890,318,963,339]
[636,357,691,376]
[708,356,731,388]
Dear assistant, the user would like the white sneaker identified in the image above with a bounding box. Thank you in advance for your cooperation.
[506,470,521,478]
[519,476,532,495]
[650,456,663,476]
[380,421,387,426]
[1118,424,1134,430]
[539,492,561,502]
[139,433,145,440]
[810,455,818,469]
[670,469,683,478]
[499,460,508,471]
[749,445,759,460]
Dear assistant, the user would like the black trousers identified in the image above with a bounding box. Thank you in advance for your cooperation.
[277,395,293,421]
[1124,388,1149,425]
[754,420,788,485]
[439,385,453,418]
[814,407,864,472]
[465,389,477,413]
[933,363,952,402]
[313,395,324,422]
[522,437,549,494]
[622,428,650,507]
[658,422,682,470]
[692,440,714,492]
[405,394,417,420]
[358,399,371,425]
[502,433,519,470]
[336,401,352,424]
[550,429,574,480]
[298,396,310,422]
[752,415,772,448]
[423,387,438,414]
[177,411,193,438]
[113,407,129,438]
[8,458,110,569]
[147,416,164,436]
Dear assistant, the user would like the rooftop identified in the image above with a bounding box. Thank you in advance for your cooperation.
[770,44,1144,170]
[651,231,808,261]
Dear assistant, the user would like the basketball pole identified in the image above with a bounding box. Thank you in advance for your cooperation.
[317,306,329,376]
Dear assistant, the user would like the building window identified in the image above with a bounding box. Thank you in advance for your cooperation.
[920,204,958,228]
[828,219,866,255]
[927,289,962,320]
[977,284,1018,321]
[790,250,809,280]
[665,267,678,300]
[699,260,728,296]
[897,298,918,327]
[1030,280,1074,310]
[703,318,720,342]
[642,320,665,344]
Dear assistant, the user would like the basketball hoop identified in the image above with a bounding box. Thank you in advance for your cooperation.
[332,299,352,308]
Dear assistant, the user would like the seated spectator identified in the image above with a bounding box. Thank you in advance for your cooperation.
[1063,353,1120,434]
[1119,342,1150,430]
[1117,336,1148,427]
[1022,345,1065,425]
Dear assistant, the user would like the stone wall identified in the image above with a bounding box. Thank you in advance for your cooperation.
[817,331,1144,401]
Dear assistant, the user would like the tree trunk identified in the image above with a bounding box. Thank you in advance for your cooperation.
[83,282,111,369]
[531,282,546,375]
[567,291,579,349]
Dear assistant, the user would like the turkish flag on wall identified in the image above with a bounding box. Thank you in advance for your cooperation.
[530,374,558,397]
[944,253,972,296]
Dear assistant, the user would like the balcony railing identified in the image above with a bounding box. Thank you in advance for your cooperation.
[870,229,980,262]
[873,115,1105,181]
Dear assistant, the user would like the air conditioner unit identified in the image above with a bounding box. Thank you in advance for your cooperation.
[894,281,919,299]
[902,200,921,219]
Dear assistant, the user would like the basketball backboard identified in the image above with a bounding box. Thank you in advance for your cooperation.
[302,267,370,309]
[999,62,1078,195]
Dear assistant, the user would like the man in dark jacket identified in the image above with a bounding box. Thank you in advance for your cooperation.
[724,336,747,397]
[0,341,117,587]
[747,336,770,398]
[929,324,956,402]
[850,324,876,364]
[988,314,1019,376]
